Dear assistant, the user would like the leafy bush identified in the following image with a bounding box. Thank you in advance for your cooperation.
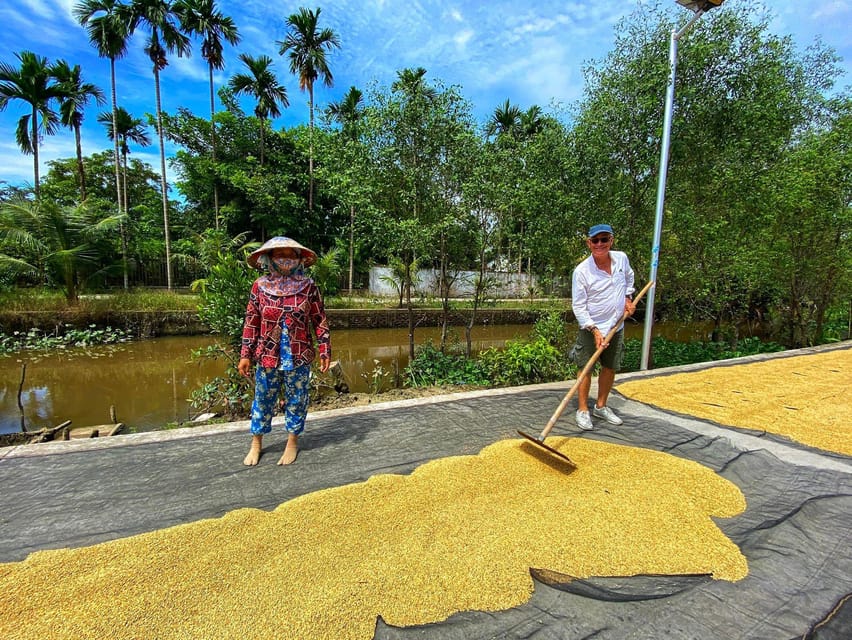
[529,310,570,352]
[479,337,572,386]
[309,247,343,297]
[190,252,256,418]
[188,343,254,419]
[405,340,490,387]
[819,304,851,343]
[621,336,786,371]
[195,252,255,350]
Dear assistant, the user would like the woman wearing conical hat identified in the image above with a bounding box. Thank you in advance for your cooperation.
[237,237,331,466]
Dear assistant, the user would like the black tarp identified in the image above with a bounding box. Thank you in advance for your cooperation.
[1,346,850,640]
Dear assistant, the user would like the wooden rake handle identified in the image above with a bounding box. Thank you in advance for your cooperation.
[537,280,655,440]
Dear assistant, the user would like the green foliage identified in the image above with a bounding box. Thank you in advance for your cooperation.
[190,251,255,419]
[0,288,199,312]
[188,343,253,419]
[405,340,490,387]
[0,195,123,301]
[358,70,474,279]
[406,328,786,392]
[379,255,420,307]
[570,3,848,347]
[479,337,571,387]
[529,310,570,353]
[195,251,253,349]
[360,359,392,394]
[309,246,342,296]
[0,324,131,355]
[176,228,256,288]
[0,3,847,352]
[37,150,177,287]
[621,336,786,371]
[820,303,851,343]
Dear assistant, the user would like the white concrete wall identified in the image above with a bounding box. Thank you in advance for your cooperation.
[369,267,538,299]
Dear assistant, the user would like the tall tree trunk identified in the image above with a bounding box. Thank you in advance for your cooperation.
[209,63,219,229]
[308,83,314,212]
[74,123,86,201]
[466,260,488,359]
[405,260,415,360]
[110,57,123,216]
[348,204,355,292]
[111,57,127,290]
[154,66,172,290]
[259,119,265,166]
[517,219,524,275]
[122,147,129,215]
[121,145,130,290]
[31,106,40,198]
[439,233,449,352]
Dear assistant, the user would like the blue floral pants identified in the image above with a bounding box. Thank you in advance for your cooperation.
[249,364,311,436]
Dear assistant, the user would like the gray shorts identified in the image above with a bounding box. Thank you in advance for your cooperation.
[569,328,625,372]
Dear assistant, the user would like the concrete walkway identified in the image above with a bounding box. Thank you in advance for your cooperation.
[1,343,850,639]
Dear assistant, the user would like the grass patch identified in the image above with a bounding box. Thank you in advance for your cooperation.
[0,288,200,313]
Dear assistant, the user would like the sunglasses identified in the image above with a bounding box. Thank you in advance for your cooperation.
[590,235,612,245]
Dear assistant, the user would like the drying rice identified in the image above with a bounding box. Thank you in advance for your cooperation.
[0,438,746,639]
[617,348,852,456]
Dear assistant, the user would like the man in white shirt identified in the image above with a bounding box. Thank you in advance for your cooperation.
[570,224,636,430]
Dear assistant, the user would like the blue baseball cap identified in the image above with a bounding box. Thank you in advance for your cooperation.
[588,224,613,238]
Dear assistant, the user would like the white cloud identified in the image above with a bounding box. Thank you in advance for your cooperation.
[171,54,211,84]
[811,1,851,20]
[0,143,38,187]
[16,0,54,20]
[454,29,474,49]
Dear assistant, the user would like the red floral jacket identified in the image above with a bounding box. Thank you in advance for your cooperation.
[239,279,331,368]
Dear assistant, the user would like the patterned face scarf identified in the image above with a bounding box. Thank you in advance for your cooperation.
[271,256,301,276]
[256,252,311,296]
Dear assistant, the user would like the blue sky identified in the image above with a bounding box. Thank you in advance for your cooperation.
[1,0,850,189]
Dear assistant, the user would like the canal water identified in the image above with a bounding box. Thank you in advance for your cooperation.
[0,325,533,435]
[0,321,716,436]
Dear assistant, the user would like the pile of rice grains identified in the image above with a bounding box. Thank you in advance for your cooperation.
[618,348,851,456]
[1,438,746,639]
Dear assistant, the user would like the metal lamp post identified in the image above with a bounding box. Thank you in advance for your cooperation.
[640,0,726,370]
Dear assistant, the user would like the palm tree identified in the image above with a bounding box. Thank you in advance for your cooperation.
[327,85,363,292]
[127,0,192,291]
[0,196,122,303]
[51,60,106,202]
[98,106,150,289]
[98,107,151,214]
[228,54,288,167]
[0,51,63,198]
[520,105,544,138]
[74,0,132,215]
[277,7,340,212]
[392,67,437,101]
[327,85,362,138]
[485,99,522,139]
[174,0,239,228]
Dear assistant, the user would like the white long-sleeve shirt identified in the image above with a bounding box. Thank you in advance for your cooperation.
[571,250,635,336]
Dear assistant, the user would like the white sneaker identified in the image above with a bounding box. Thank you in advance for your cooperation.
[593,405,623,425]
[575,410,593,431]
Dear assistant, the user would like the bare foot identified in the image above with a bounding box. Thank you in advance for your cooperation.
[277,434,299,465]
[243,435,263,466]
